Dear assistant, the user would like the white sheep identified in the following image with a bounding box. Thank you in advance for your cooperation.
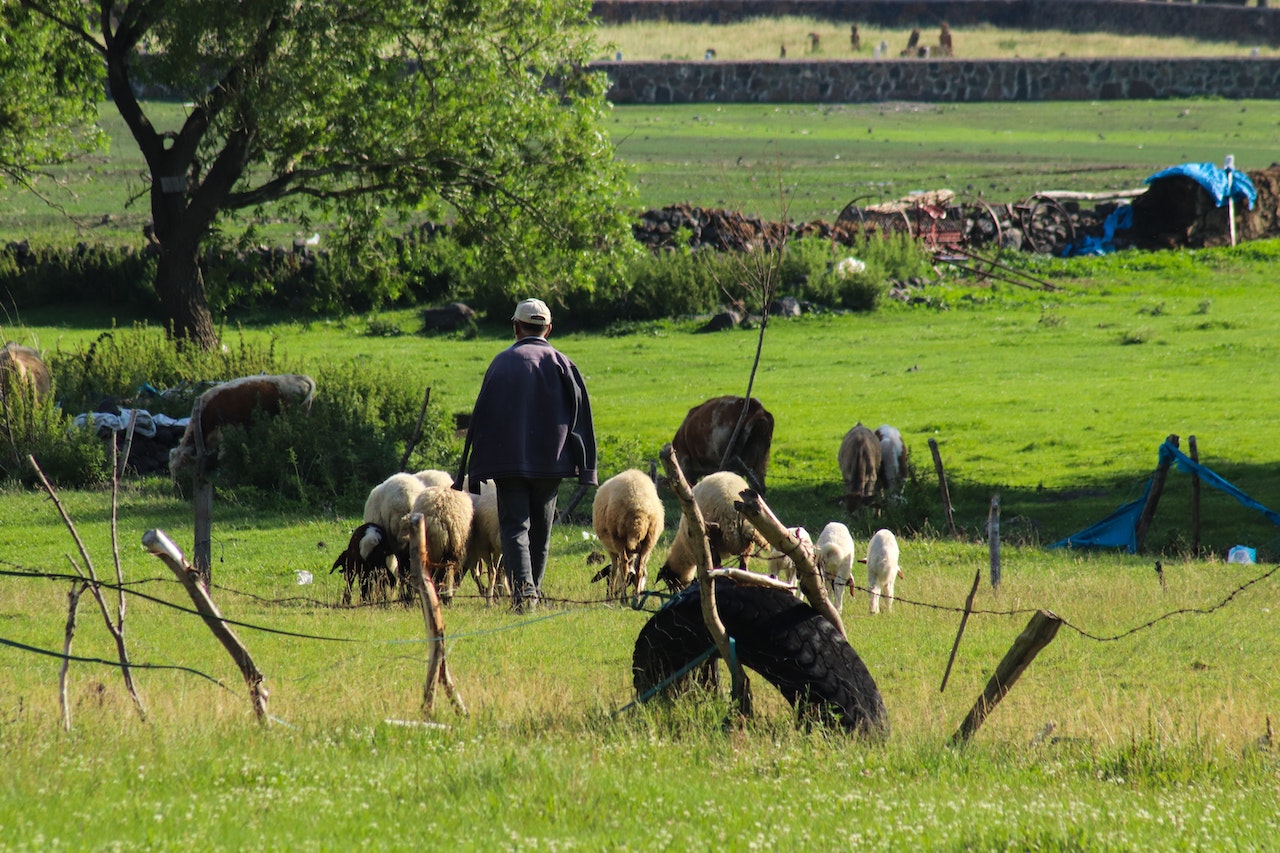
[875,425,906,495]
[406,484,474,603]
[761,525,813,591]
[866,528,903,614]
[833,256,867,278]
[414,468,455,489]
[592,469,665,601]
[657,471,767,591]
[359,472,428,597]
[462,488,508,604]
[816,521,856,611]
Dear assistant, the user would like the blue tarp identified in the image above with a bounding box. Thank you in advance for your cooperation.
[1145,162,1257,210]
[1065,204,1134,257]
[1050,440,1280,552]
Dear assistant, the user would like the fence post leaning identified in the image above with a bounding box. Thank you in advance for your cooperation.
[1135,434,1179,554]
[929,438,958,537]
[409,513,467,718]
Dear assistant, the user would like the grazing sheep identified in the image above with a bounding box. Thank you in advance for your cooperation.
[0,342,52,401]
[407,485,474,603]
[338,472,428,602]
[591,469,665,601]
[875,424,906,496]
[816,521,856,612]
[331,522,397,605]
[866,528,903,614]
[462,488,508,604]
[168,373,316,479]
[761,525,813,590]
[839,423,882,511]
[657,471,766,591]
[414,469,454,489]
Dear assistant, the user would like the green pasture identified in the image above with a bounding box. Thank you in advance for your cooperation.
[4,238,1280,848]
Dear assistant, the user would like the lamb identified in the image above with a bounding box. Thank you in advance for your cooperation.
[331,472,428,603]
[591,469,665,601]
[838,422,881,511]
[761,525,812,590]
[0,342,52,401]
[866,528,903,614]
[462,487,508,604]
[406,484,474,603]
[875,424,906,496]
[656,471,767,591]
[414,469,454,489]
[816,521,856,612]
[168,373,316,479]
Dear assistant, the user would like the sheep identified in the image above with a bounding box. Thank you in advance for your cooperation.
[866,528,903,614]
[591,469,665,601]
[333,472,428,603]
[0,342,52,401]
[833,257,867,278]
[875,424,906,496]
[462,487,508,604]
[406,484,474,603]
[760,525,813,591]
[656,471,767,592]
[816,521,856,612]
[168,373,316,480]
[838,422,881,511]
[414,469,454,489]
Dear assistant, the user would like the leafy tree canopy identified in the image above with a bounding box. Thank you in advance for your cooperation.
[8,0,635,347]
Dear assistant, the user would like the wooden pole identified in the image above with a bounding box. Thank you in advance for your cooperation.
[1134,434,1179,554]
[59,581,88,732]
[940,569,981,693]
[409,513,467,717]
[142,529,269,724]
[928,438,958,537]
[988,493,1001,590]
[660,442,752,719]
[732,489,847,641]
[192,395,213,585]
[1189,434,1201,558]
[398,386,432,471]
[951,609,1063,745]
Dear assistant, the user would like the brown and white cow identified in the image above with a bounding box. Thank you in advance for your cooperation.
[838,422,882,511]
[0,342,52,401]
[169,373,316,479]
[670,395,773,492]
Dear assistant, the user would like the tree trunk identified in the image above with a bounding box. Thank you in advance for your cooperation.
[154,238,219,350]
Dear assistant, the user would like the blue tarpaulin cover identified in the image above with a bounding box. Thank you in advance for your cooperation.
[1145,162,1257,210]
[1050,440,1280,552]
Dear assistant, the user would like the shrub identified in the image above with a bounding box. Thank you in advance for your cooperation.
[0,374,107,488]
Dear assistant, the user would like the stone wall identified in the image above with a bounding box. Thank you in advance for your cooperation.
[598,56,1280,102]
[592,1,1280,45]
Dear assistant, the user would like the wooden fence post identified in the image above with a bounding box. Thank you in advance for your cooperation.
[988,493,1001,590]
[1189,434,1201,557]
[951,609,1063,745]
[142,528,268,724]
[928,438,958,537]
[409,513,467,717]
[1134,434,1179,554]
[192,396,213,585]
[940,569,981,693]
[398,386,432,471]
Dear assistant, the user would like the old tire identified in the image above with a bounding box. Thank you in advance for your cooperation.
[632,580,889,737]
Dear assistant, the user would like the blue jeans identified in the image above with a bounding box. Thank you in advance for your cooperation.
[494,477,560,598]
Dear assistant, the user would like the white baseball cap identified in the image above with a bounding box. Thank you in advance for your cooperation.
[512,298,551,326]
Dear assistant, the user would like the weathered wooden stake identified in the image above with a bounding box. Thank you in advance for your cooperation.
[142,529,268,724]
[928,438,958,537]
[988,493,1001,590]
[950,609,1063,745]
[660,442,752,719]
[1134,434,1179,554]
[409,513,467,717]
[1189,434,1201,557]
[940,569,981,693]
[59,581,88,732]
[733,488,847,641]
[398,386,432,472]
[192,395,213,585]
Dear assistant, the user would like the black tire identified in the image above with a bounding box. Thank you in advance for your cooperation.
[632,580,889,737]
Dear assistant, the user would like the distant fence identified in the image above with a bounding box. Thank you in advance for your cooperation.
[595,56,1280,103]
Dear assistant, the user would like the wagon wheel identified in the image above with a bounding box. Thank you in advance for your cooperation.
[958,198,1005,279]
[1018,194,1076,256]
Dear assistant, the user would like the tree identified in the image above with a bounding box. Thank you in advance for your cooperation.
[0,3,105,190]
[11,0,634,348]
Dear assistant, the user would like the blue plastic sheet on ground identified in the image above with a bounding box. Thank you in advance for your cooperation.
[1145,162,1257,209]
[1065,203,1134,257]
[1050,439,1280,552]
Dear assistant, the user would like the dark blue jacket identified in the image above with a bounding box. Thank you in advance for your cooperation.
[462,336,597,487]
